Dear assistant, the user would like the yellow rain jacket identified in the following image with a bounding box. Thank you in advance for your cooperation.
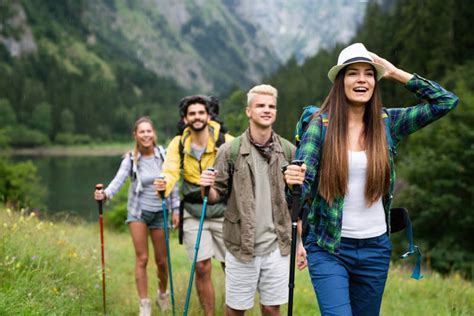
[162,120,233,197]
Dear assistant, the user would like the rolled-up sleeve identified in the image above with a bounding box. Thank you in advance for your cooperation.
[388,74,459,144]
[297,117,324,202]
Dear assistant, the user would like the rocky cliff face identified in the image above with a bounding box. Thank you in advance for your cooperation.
[81,0,279,92]
[1,0,368,92]
[0,1,37,57]
[232,0,367,63]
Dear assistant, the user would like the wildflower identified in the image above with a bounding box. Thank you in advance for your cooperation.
[6,208,12,216]
[29,212,36,218]
[31,255,38,261]
[52,287,59,295]
[36,222,43,230]
[95,284,100,289]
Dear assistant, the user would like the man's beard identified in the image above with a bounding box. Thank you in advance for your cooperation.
[188,120,207,132]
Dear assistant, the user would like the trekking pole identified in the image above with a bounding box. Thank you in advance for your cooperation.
[95,184,107,315]
[287,160,304,316]
[182,167,214,316]
[157,176,176,316]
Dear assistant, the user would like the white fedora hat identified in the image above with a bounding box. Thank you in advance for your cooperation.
[327,43,385,83]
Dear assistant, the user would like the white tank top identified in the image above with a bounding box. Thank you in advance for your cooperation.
[341,151,387,238]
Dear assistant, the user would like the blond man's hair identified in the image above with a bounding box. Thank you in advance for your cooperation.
[247,84,278,106]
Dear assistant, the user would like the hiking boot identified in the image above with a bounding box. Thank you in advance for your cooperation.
[139,298,152,316]
[156,290,170,311]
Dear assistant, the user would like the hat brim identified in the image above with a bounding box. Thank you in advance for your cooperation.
[327,61,385,83]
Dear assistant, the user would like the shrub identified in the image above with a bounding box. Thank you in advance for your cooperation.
[103,179,129,232]
[0,158,46,209]
[0,129,10,149]
[54,132,92,145]
[4,125,50,148]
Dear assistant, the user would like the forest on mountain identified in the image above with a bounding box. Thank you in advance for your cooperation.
[0,0,186,147]
[0,0,369,147]
[220,0,473,277]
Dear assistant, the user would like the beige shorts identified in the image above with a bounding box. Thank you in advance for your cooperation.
[183,210,225,262]
[225,248,289,310]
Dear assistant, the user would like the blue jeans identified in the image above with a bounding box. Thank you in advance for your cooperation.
[305,232,391,316]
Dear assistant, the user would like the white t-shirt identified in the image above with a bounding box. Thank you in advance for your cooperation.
[341,151,387,239]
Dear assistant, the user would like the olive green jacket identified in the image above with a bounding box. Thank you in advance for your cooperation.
[212,130,294,262]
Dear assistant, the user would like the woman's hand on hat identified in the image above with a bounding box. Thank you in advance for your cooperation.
[369,51,413,84]
[368,52,398,78]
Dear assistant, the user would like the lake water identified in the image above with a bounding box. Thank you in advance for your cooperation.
[12,155,123,221]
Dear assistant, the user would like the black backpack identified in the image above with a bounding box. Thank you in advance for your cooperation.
[176,95,228,135]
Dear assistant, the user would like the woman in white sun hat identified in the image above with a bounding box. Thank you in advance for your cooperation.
[296,43,458,315]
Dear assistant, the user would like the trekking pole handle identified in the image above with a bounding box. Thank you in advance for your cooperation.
[95,183,104,215]
[291,160,304,188]
[157,176,166,199]
[282,160,305,173]
[291,159,305,167]
[204,167,214,197]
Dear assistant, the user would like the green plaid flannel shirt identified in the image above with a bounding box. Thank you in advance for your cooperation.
[298,74,459,253]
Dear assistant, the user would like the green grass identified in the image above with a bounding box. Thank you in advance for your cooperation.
[1,208,473,315]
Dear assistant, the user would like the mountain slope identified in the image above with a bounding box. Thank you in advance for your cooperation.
[233,0,368,63]
[1,0,369,93]
[82,0,279,93]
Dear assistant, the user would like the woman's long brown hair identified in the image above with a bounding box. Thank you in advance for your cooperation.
[314,67,390,206]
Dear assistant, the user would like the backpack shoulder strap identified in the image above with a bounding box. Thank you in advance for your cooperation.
[157,145,166,162]
[225,135,242,202]
[320,112,328,141]
[228,135,241,165]
[216,131,226,148]
[178,134,189,171]
[129,151,136,179]
[277,136,293,162]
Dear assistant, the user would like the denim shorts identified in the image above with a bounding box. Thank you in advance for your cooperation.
[126,210,166,229]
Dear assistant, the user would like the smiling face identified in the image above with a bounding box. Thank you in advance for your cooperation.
[134,121,156,150]
[184,103,210,132]
[246,94,277,129]
[343,62,376,107]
